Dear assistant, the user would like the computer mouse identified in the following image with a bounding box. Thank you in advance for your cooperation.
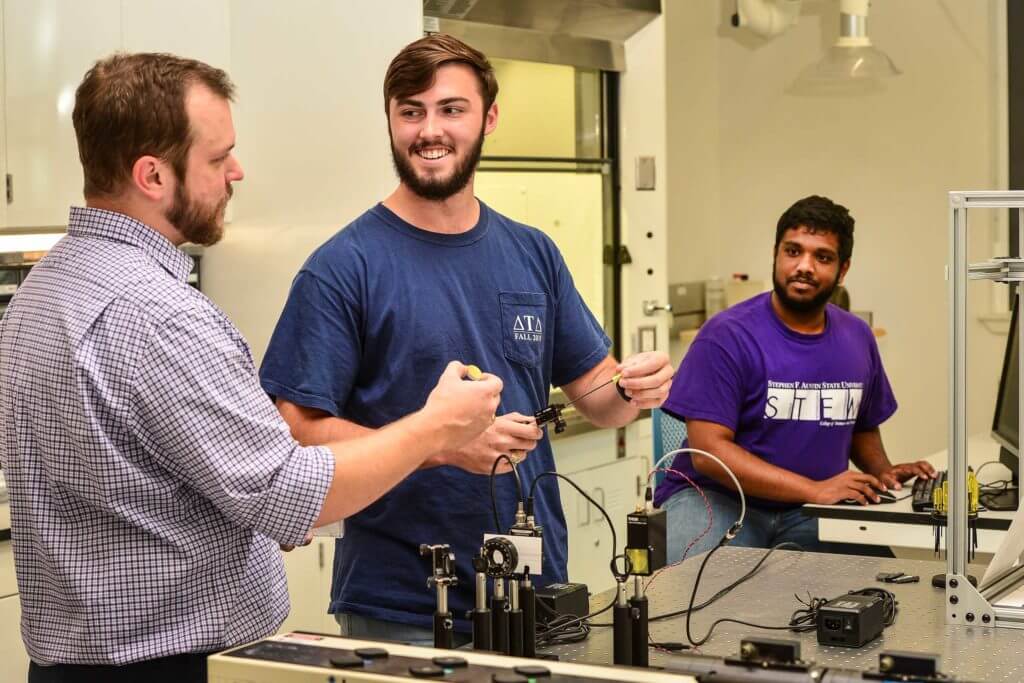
[840,490,896,505]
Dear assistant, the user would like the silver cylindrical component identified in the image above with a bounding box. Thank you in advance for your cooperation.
[509,579,519,610]
[616,580,628,607]
[437,583,447,614]
[839,12,866,39]
[476,572,487,610]
[634,575,643,598]
[494,578,506,600]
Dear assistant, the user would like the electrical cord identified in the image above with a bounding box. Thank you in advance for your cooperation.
[535,594,616,646]
[533,597,592,646]
[684,547,898,647]
[527,469,631,646]
[529,471,631,581]
[590,541,804,627]
[651,447,746,540]
[685,541,813,646]
[489,454,524,533]
[974,460,1001,483]
[642,468,713,597]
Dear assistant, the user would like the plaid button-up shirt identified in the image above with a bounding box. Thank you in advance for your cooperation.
[0,207,333,665]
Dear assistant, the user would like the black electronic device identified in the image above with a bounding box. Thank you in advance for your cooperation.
[534,403,567,434]
[624,508,667,576]
[817,593,886,647]
[912,471,945,512]
[989,294,1021,510]
[535,582,589,625]
[838,489,898,506]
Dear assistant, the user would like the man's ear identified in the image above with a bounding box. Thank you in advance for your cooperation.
[483,102,498,136]
[131,156,171,201]
[837,259,851,285]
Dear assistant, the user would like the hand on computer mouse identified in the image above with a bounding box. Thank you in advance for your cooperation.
[811,471,887,505]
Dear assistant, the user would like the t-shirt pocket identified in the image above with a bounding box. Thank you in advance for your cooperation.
[499,291,548,368]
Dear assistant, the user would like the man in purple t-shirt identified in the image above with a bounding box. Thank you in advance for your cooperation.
[655,195,936,561]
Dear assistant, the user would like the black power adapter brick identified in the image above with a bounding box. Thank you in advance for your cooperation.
[535,582,589,624]
[817,593,885,647]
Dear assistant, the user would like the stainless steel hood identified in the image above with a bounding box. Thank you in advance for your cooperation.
[423,0,661,71]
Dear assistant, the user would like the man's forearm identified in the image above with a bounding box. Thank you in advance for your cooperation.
[850,429,892,477]
[574,381,640,429]
[277,399,449,470]
[277,399,374,445]
[315,411,445,526]
[691,439,818,503]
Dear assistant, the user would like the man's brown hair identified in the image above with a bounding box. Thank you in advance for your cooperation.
[72,52,235,198]
[383,34,498,114]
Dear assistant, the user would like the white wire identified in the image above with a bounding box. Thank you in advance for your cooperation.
[651,448,747,534]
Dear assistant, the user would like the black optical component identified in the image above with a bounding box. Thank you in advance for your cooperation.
[482,537,518,577]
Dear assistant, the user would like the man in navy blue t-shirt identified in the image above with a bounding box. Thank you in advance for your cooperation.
[259,34,675,643]
[654,195,936,563]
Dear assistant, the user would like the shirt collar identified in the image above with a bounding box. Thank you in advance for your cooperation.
[66,206,194,282]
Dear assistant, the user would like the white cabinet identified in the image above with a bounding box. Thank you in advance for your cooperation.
[2,0,121,228]
[279,538,337,635]
[1,0,230,229]
[553,428,649,594]
[0,6,7,229]
[557,456,648,594]
[0,540,28,678]
[0,594,29,680]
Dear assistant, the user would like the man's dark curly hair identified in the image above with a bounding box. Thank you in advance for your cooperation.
[774,195,855,263]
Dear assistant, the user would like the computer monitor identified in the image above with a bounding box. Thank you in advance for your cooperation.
[990,294,1022,510]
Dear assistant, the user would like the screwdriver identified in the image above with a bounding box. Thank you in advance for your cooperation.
[564,372,623,408]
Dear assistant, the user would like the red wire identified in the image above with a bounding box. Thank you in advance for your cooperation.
[644,467,713,595]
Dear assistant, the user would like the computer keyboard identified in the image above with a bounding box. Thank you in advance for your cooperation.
[912,471,946,512]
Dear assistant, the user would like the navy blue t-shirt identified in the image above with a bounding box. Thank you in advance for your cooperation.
[259,201,610,630]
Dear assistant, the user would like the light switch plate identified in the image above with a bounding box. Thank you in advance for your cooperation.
[635,156,656,191]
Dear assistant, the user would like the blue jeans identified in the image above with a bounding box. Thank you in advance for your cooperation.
[662,487,893,563]
[335,612,472,648]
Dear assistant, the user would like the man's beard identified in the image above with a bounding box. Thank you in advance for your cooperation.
[390,127,485,202]
[166,179,231,247]
[772,267,838,315]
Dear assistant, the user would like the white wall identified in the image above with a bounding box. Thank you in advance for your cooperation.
[203,0,422,363]
[665,1,1007,461]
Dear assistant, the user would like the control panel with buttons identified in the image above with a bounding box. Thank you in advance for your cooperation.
[208,632,693,682]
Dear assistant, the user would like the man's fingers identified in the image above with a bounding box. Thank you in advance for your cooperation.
[496,436,539,453]
[879,472,901,491]
[854,480,880,502]
[854,473,885,491]
[618,351,670,378]
[446,360,468,379]
[494,416,543,441]
[618,365,674,391]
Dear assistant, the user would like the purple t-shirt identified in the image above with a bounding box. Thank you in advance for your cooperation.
[654,292,897,509]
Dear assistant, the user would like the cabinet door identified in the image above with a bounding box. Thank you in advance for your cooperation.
[557,456,647,594]
[0,5,7,228]
[0,595,29,680]
[278,538,336,635]
[3,0,121,227]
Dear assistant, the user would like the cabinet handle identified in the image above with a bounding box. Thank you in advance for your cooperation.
[5,174,12,205]
[318,542,324,569]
